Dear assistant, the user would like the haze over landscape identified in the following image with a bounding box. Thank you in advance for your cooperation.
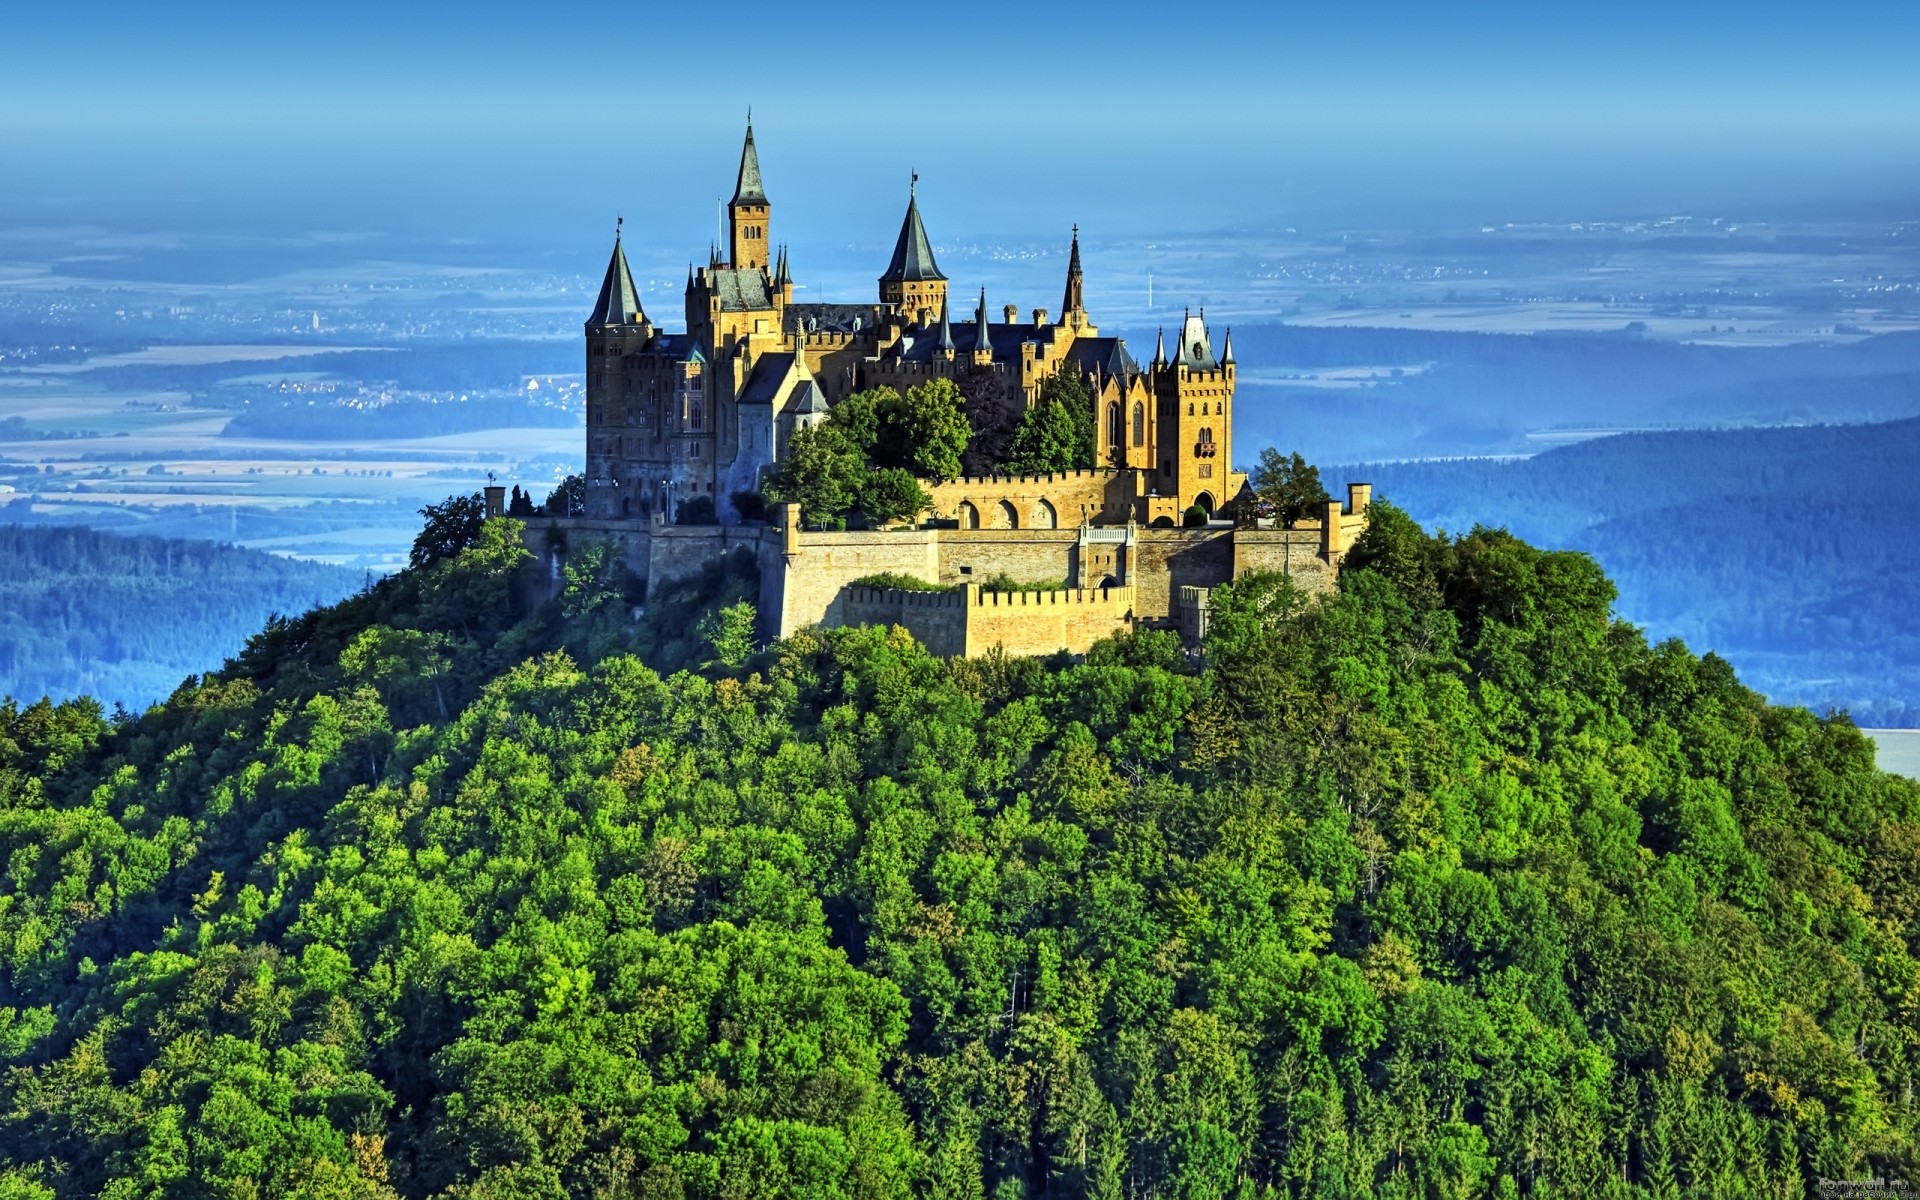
[2,1,1918,720]
[12,5,1920,1197]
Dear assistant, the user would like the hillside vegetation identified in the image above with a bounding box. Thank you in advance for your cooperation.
[1340,417,1920,724]
[0,503,1915,1198]
[0,525,360,709]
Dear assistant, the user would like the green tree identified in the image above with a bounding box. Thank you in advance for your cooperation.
[860,467,932,526]
[1002,399,1082,475]
[764,424,867,525]
[827,387,890,457]
[544,473,584,515]
[1037,371,1095,469]
[1249,448,1331,523]
[877,378,970,481]
[410,492,485,568]
[698,600,758,668]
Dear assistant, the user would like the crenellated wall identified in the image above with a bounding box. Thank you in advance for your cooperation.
[845,582,1137,658]
[520,481,1372,658]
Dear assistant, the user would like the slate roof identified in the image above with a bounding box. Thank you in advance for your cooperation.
[1175,312,1218,371]
[709,268,773,312]
[789,379,829,415]
[732,124,767,205]
[784,303,877,335]
[1064,337,1139,380]
[737,352,796,406]
[880,192,945,283]
[587,237,644,327]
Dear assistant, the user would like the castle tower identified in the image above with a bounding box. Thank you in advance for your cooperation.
[729,118,770,271]
[879,176,948,322]
[1060,225,1087,329]
[971,288,994,366]
[584,223,650,518]
[1154,309,1234,515]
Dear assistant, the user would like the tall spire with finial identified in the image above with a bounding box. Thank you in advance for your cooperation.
[973,288,993,355]
[881,172,945,285]
[1061,223,1084,318]
[936,296,954,354]
[1222,327,1234,366]
[587,216,643,327]
[732,112,766,206]
[1153,327,1166,366]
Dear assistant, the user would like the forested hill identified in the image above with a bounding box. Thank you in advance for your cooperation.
[1,504,1918,1198]
[1337,417,1920,724]
[0,525,360,710]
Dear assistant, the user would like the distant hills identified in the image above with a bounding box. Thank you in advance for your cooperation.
[0,526,359,709]
[1338,417,1920,723]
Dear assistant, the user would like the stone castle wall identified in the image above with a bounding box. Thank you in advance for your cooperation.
[919,470,1120,529]
[844,583,1138,659]
[520,484,1371,659]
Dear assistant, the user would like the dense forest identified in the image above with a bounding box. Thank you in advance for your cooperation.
[0,525,359,710]
[0,500,1916,1198]
[1338,417,1920,725]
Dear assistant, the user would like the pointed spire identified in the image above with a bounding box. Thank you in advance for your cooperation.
[974,288,993,354]
[937,296,954,352]
[731,115,767,205]
[774,244,789,286]
[880,176,946,283]
[1061,223,1084,316]
[1153,327,1166,366]
[1222,327,1234,365]
[587,224,644,327]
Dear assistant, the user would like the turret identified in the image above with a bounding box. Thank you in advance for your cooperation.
[586,221,646,331]
[972,288,994,365]
[936,297,955,360]
[879,173,948,322]
[728,116,771,271]
[1060,224,1085,327]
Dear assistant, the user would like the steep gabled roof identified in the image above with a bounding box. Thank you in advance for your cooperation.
[709,267,773,312]
[731,121,767,206]
[587,234,644,328]
[1175,311,1217,371]
[880,187,946,283]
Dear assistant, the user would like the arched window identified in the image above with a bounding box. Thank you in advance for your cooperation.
[691,398,704,431]
[1107,402,1122,451]
[995,499,1019,529]
[1132,401,1145,447]
[1200,426,1214,444]
[958,501,980,529]
[1035,498,1058,529]
[1188,403,1194,416]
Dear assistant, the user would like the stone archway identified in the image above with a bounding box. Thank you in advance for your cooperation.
[1194,491,1216,516]
[958,501,980,529]
[1034,498,1058,529]
[994,499,1019,529]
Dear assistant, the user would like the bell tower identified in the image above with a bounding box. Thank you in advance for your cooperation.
[728,117,770,271]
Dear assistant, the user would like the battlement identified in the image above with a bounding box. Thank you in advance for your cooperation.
[942,468,1115,488]
[974,585,1125,608]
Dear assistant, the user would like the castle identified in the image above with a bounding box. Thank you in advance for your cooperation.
[521,120,1371,657]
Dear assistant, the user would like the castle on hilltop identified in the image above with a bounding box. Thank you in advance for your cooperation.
[516,120,1371,657]
[584,119,1243,528]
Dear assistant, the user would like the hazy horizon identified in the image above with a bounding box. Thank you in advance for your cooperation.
[6,2,1919,249]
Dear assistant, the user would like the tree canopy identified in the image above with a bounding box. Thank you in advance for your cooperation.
[1,500,1915,1198]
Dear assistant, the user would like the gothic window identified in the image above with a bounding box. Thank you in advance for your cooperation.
[691,398,705,431]
[1107,402,1122,451]
[1132,402,1145,447]
[1188,403,1194,416]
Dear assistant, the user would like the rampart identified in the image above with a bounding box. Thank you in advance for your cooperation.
[517,481,1373,658]
[919,469,1122,529]
[845,583,1137,658]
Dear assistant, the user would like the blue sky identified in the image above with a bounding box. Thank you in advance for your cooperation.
[3,1,1917,246]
